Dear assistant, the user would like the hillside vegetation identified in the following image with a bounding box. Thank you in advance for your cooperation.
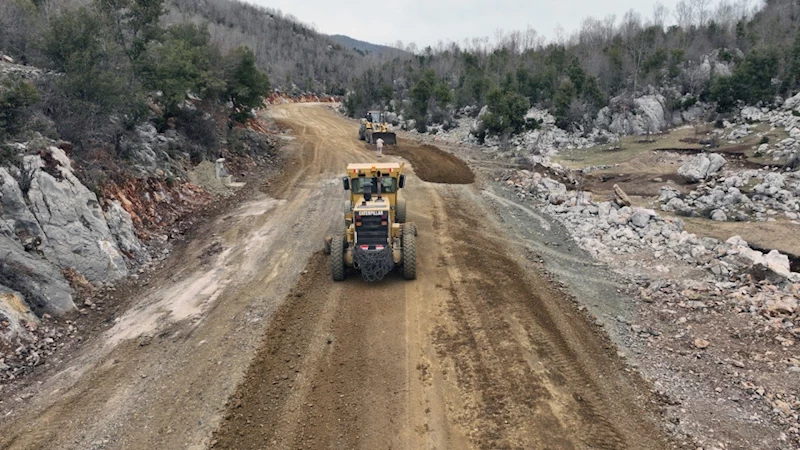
[0,0,280,182]
[167,0,367,94]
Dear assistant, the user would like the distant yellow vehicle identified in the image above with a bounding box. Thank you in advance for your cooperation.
[330,162,415,282]
[359,111,397,145]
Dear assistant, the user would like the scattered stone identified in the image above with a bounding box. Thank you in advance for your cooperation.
[711,209,727,221]
[613,184,631,207]
[694,338,711,349]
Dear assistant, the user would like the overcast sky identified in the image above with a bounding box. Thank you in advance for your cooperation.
[242,0,687,48]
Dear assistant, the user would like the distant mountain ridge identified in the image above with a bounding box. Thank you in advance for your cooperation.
[329,34,406,56]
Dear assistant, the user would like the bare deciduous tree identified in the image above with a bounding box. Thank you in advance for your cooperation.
[675,0,696,29]
[652,2,669,29]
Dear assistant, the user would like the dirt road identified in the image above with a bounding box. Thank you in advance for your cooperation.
[0,104,673,449]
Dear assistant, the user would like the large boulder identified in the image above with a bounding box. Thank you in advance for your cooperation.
[600,94,669,135]
[784,92,800,111]
[678,154,726,183]
[630,208,656,228]
[678,155,711,183]
[707,153,727,174]
[763,172,786,189]
[23,147,128,283]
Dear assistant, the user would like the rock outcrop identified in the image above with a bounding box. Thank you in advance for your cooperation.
[0,229,75,315]
[0,143,152,316]
[0,285,38,341]
[597,94,669,135]
[104,200,146,259]
[23,147,129,283]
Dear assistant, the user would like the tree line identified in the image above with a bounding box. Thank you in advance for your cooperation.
[344,0,800,139]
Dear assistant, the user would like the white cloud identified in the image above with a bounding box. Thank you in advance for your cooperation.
[242,0,686,48]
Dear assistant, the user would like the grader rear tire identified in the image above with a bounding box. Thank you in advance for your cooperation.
[331,233,345,281]
[402,225,417,280]
[396,198,407,223]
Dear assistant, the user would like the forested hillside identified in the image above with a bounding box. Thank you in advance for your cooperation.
[344,0,800,138]
[0,0,273,173]
[167,0,367,94]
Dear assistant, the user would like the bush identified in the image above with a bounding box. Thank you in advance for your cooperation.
[0,75,40,138]
[0,144,22,168]
[760,136,770,145]
[681,96,698,110]
[140,23,224,115]
[710,49,780,112]
[175,108,218,151]
[482,87,530,136]
[223,47,271,123]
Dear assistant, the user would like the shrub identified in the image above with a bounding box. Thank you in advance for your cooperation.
[0,144,22,168]
[482,87,530,136]
[222,47,271,123]
[0,75,40,138]
[175,108,219,150]
[140,23,224,115]
[760,136,770,145]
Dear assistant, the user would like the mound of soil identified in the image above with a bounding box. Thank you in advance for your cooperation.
[380,140,475,184]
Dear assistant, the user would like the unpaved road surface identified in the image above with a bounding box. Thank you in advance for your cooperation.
[1,105,674,449]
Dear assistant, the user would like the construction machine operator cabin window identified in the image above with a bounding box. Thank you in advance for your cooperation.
[369,112,382,122]
[351,177,397,194]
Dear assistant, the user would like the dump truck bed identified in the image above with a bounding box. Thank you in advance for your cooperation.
[347,162,402,172]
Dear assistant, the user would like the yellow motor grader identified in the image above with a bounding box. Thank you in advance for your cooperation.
[359,111,397,145]
[330,162,416,281]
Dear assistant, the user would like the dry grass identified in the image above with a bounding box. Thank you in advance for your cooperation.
[556,123,800,258]
[556,122,789,171]
[680,216,800,256]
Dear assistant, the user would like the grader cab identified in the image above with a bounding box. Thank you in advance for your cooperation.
[330,163,416,282]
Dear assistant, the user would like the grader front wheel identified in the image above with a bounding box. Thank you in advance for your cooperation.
[396,198,407,223]
[331,233,346,281]
[402,225,417,280]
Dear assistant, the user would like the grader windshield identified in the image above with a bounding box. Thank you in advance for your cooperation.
[351,177,397,194]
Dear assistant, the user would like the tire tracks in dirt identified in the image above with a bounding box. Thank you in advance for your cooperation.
[0,104,675,450]
[212,107,674,449]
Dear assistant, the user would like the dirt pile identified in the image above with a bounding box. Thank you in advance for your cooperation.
[265,92,339,105]
[381,140,475,184]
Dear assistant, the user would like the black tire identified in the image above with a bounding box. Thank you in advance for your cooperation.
[366,131,372,144]
[396,198,407,223]
[402,225,417,280]
[358,126,365,140]
[331,233,345,281]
